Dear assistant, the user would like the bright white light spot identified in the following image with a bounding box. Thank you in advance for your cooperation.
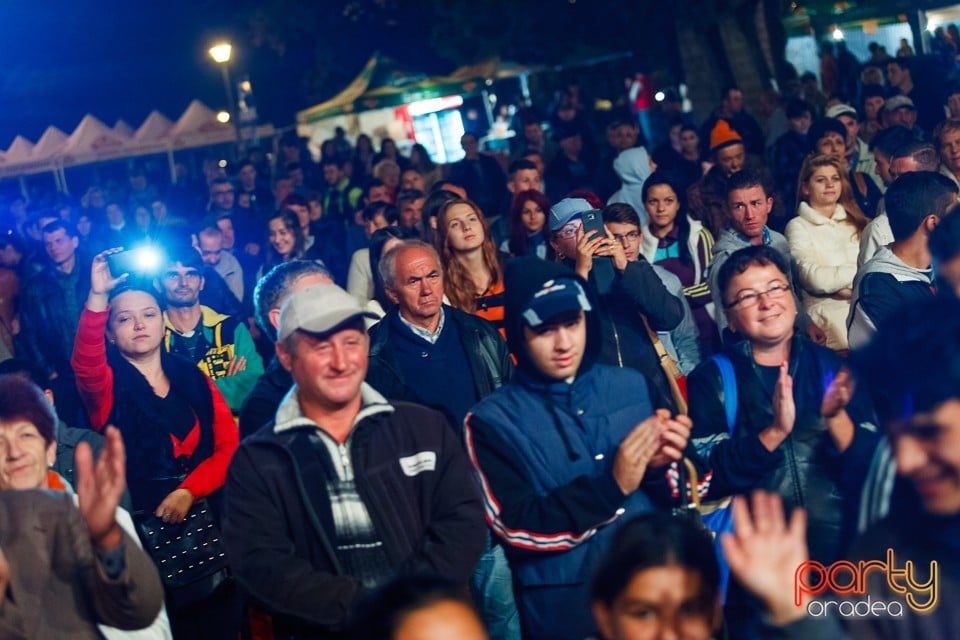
[218,159,227,168]
[136,247,162,271]
[832,28,844,41]
[928,21,940,33]
[209,43,232,63]
[655,91,666,102]
[240,80,252,93]
[216,111,231,124]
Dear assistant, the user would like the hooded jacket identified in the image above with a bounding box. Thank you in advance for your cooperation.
[557,252,684,411]
[847,246,935,349]
[464,257,689,640]
[607,147,653,226]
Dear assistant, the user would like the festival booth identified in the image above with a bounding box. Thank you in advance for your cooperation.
[296,54,537,164]
[0,100,275,194]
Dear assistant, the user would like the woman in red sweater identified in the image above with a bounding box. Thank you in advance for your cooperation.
[71,249,240,639]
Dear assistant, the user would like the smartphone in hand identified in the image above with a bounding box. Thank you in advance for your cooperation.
[581,209,614,295]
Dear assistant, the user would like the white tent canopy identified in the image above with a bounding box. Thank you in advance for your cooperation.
[0,100,274,182]
[33,126,68,160]
[112,119,135,138]
[60,115,130,167]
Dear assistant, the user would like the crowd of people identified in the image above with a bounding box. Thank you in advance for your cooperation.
[1,40,960,640]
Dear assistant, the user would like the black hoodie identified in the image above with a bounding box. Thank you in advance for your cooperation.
[503,257,602,381]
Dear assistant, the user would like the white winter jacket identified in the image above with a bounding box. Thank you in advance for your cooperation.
[786,202,860,350]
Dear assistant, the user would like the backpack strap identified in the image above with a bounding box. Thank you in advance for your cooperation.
[710,354,737,435]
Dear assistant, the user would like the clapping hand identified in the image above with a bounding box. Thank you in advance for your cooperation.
[648,409,693,468]
[76,426,126,551]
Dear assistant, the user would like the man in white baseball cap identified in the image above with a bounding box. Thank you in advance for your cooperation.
[222,282,486,637]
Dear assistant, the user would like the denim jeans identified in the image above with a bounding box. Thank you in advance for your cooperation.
[471,534,521,640]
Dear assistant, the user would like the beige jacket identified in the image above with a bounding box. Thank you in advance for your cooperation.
[0,490,163,639]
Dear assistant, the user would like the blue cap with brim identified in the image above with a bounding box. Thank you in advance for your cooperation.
[549,198,592,231]
[522,277,593,327]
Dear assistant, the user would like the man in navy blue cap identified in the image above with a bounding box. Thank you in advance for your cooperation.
[464,256,705,640]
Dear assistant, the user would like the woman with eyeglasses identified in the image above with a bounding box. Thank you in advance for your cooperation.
[685,244,879,639]
[71,249,240,639]
[787,154,867,352]
[640,170,719,357]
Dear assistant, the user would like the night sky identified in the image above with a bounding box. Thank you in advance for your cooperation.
[0,1,675,149]
[0,1,235,147]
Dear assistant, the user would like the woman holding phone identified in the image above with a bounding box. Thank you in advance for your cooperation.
[71,248,240,639]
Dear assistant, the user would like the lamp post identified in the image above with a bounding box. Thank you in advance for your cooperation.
[209,42,239,142]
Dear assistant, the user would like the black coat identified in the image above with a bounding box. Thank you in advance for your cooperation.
[223,399,486,639]
[20,259,91,378]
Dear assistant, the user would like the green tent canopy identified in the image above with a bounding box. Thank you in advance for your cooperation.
[297,53,488,125]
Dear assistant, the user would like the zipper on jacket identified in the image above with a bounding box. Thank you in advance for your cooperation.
[611,322,624,367]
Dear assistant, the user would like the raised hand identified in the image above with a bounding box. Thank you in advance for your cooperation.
[821,368,856,451]
[722,491,809,626]
[821,368,854,419]
[612,416,663,495]
[772,361,795,436]
[593,224,629,271]
[89,248,128,296]
[76,426,126,550]
[87,249,128,313]
[759,362,795,452]
[574,227,606,279]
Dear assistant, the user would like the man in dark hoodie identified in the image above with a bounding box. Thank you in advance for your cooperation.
[848,171,957,349]
[464,256,702,640]
[238,259,333,438]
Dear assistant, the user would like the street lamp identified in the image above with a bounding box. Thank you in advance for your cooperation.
[209,43,232,64]
[209,42,238,141]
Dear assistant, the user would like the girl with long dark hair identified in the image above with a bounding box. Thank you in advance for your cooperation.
[502,189,554,261]
[640,170,719,356]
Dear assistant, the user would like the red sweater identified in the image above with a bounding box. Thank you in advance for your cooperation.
[71,306,238,500]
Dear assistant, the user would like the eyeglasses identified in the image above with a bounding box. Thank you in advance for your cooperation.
[555,220,582,239]
[725,281,790,309]
[612,230,641,244]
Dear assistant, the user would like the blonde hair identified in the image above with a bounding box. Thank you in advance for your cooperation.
[797,154,868,235]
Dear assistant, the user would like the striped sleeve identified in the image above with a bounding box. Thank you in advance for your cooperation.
[463,412,626,555]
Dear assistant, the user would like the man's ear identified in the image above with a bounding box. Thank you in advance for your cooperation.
[44,389,55,407]
[199,275,205,292]
[925,214,941,233]
[276,340,294,372]
[385,287,400,305]
[269,308,282,331]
